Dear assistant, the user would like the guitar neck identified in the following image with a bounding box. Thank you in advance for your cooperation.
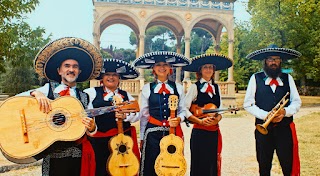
[117,118,124,134]
[169,110,175,134]
[85,106,116,118]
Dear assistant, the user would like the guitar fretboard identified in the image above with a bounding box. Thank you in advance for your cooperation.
[85,106,116,117]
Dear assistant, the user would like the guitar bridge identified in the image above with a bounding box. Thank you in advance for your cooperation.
[119,164,131,168]
[20,109,29,143]
[161,165,180,168]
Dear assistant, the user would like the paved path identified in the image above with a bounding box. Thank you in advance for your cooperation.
[1,106,319,175]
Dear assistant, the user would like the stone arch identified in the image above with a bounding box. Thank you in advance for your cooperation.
[144,11,185,28]
[144,11,185,41]
[94,9,141,37]
[190,14,231,33]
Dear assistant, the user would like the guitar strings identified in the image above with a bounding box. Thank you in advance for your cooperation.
[25,113,86,132]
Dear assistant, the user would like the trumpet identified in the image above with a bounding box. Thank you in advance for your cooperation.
[256,92,290,135]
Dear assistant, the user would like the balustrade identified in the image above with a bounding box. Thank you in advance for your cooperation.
[94,0,234,10]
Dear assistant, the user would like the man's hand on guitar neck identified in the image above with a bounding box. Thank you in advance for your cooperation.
[115,111,126,119]
[31,90,52,113]
[168,117,181,127]
[82,117,96,133]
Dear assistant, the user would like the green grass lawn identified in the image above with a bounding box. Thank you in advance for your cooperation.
[295,112,320,175]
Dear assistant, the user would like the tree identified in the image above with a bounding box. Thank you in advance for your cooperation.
[0,1,50,94]
[1,22,50,94]
[247,0,320,85]
[0,0,40,72]
[129,26,175,53]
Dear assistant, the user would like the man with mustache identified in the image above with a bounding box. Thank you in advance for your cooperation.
[243,44,302,176]
[18,37,103,176]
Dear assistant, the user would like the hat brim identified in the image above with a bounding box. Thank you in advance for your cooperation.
[35,37,103,82]
[96,58,139,80]
[182,54,233,72]
[246,48,301,60]
[133,51,190,69]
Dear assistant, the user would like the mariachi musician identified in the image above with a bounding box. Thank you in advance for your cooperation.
[183,53,233,176]
[132,51,190,176]
[84,58,140,176]
[244,44,302,176]
[17,37,103,176]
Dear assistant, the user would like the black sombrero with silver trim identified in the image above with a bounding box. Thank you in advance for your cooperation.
[96,58,139,80]
[132,51,190,69]
[246,44,302,60]
[34,37,103,82]
[182,53,233,72]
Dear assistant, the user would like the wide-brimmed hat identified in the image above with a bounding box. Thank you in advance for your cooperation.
[132,51,190,69]
[182,53,233,72]
[96,58,139,80]
[246,44,302,60]
[34,37,103,82]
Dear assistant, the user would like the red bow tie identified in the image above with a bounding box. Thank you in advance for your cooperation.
[158,83,170,94]
[269,79,279,86]
[205,84,214,94]
[59,87,70,96]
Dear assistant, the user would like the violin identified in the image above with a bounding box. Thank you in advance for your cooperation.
[190,103,240,118]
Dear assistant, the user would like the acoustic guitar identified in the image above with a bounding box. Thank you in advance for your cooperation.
[154,95,187,176]
[0,96,137,163]
[107,95,140,176]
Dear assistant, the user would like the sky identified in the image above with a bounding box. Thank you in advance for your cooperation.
[26,0,250,50]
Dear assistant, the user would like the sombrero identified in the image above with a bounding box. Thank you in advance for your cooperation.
[182,53,233,72]
[246,44,302,60]
[34,37,103,82]
[96,58,139,80]
[132,51,190,69]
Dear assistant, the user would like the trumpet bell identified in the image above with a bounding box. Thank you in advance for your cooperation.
[256,124,268,135]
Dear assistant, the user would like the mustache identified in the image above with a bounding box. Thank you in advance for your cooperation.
[67,72,75,76]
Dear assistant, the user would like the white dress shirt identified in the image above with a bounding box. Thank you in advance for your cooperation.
[84,87,140,123]
[243,73,301,120]
[184,78,222,118]
[139,80,186,139]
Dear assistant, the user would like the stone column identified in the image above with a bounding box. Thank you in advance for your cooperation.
[183,37,191,81]
[175,40,182,83]
[183,36,191,93]
[138,34,145,80]
[93,32,101,49]
[136,38,140,59]
[138,34,145,90]
[90,32,101,88]
[214,44,221,81]
[227,39,234,81]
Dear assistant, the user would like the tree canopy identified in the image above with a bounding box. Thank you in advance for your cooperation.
[0,0,50,94]
[247,0,320,83]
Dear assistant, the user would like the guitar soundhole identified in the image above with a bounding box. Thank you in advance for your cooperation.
[119,144,127,153]
[52,113,66,126]
[167,145,176,154]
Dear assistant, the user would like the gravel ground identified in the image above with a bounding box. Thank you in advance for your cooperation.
[1,106,319,176]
